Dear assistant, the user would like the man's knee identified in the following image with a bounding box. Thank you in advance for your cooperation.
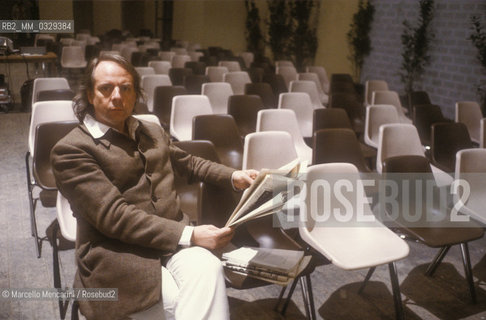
[187,247,223,274]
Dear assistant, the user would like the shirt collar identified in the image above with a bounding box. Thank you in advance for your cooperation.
[83,114,140,141]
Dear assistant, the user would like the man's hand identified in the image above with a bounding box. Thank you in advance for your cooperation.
[192,225,234,250]
[232,169,259,190]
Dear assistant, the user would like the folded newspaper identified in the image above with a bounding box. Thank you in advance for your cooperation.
[225,158,304,228]
[222,247,311,286]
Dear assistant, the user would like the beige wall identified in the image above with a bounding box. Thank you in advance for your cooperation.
[92,1,122,35]
[38,0,73,20]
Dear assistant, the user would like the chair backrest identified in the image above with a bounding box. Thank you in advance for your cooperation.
[218,60,241,72]
[408,91,431,110]
[168,67,193,86]
[193,114,243,169]
[256,109,312,164]
[412,104,447,146]
[158,51,176,62]
[276,66,298,90]
[263,73,288,98]
[135,67,156,77]
[239,51,254,69]
[275,60,294,68]
[205,66,229,82]
[455,101,483,144]
[227,94,266,137]
[313,128,370,172]
[289,80,323,108]
[37,89,75,102]
[29,101,78,156]
[201,82,233,114]
[244,82,276,109]
[133,114,162,126]
[372,90,410,122]
[32,77,70,106]
[183,74,208,94]
[120,46,139,62]
[148,61,172,74]
[170,95,213,141]
[243,131,298,170]
[278,92,314,138]
[33,121,79,189]
[306,66,329,94]
[141,74,172,112]
[364,80,388,106]
[56,192,77,242]
[364,104,400,149]
[184,61,207,75]
[313,108,352,134]
[171,54,191,68]
[152,85,188,129]
[455,149,486,224]
[223,71,252,95]
[431,122,473,172]
[328,91,363,121]
[377,123,424,174]
[298,72,326,97]
[189,51,204,62]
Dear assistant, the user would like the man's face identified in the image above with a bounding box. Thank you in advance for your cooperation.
[88,60,136,132]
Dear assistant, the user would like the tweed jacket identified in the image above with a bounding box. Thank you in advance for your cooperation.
[51,118,235,320]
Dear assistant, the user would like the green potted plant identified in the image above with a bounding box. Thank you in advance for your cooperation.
[289,0,319,71]
[266,0,293,62]
[468,12,486,114]
[244,0,265,61]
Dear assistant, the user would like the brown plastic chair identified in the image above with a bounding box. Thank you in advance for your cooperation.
[37,89,75,102]
[431,122,473,173]
[227,94,266,138]
[408,90,431,112]
[192,114,244,169]
[245,82,277,108]
[262,73,287,98]
[168,67,193,86]
[152,86,188,130]
[313,128,371,172]
[328,92,364,133]
[184,61,207,75]
[183,74,209,94]
[383,155,484,303]
[412,104,450,147]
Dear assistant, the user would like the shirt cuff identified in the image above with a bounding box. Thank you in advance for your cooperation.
[230,171,240,191]
[178,226,194,247]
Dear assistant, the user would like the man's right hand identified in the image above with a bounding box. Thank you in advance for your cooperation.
[192,225,234,250]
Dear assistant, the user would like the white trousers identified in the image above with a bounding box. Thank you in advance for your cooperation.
[130,246,230,320]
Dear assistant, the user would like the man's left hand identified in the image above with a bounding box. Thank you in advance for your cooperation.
[232,169,259,190]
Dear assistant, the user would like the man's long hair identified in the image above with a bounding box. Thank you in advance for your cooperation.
[73,53,144,121]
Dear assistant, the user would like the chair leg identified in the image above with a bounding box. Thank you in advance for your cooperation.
[280,276,299,316]
[273,285,287,311]
[425,246,451,276]
[71,300,79,320]
[358,266,376,294]
[51,220,68,320]
[26,152,42,258]
[302,274,316,320]
[460,242,477,304]
[388,262,404,320]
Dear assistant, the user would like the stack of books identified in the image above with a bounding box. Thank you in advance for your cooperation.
[222,247,310,286]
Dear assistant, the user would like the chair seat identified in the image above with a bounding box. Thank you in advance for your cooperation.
[39,189,57,207]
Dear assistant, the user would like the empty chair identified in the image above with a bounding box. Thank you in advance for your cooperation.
[256,109,312,164]
[120,46,139,63]
[184,61,206,75]
[239,51,254,69]
[148,60,171,74]
[227,94,266,137]
[141,74,172,112]
[456,101,483,144]
[313,108,353,133]
[298,72,328,105]
[276,66,298,90]
[135,67,155,77]
[455,148,486,224]
[152,85,187,130]
[364,104,400,149]
[168,67,193,86]
[159,51,176,62]
[364,80,388,106]
[431,122,473,173]
[193,114,243,169]
[279,92,314,139]
[218,60,241,72]
[59,37,74,46]
[223,71,252,95]
[383,155,483,303]
[275,60,294,68]
[171,54,191,68]
[306,66,330,94]
[188,51,204,63]
[170,95,213,141]
[247,67,265,83]
[372,90,411,124]
[202,82,233,114]
[289,80,324,108]
[183,74,208,94]
[32,77,70,107]
[328,92,364,131]
[412,104,449,147]
[171,47,187,55]
[408,90,431,111]
[299,163,409,320]
[205,66,229,82]
[60,46,87,69]
[37,89,75,102]
[244,82,277,109]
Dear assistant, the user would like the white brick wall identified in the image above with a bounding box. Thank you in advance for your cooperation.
[361,0,486,118]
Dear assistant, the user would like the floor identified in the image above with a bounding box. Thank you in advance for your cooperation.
[1,110,486,320]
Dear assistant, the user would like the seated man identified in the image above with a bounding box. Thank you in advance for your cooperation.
[51,53,257,320]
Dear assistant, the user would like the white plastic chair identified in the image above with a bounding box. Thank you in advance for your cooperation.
[172,54,191,68]
[159,51,176,62]
[372,90,411,123]
[223,71,252,95]
[306,66,330,94]
[170,95,213,141]
[120,46,139,62]
[298,72,328,105]
[189,51,204,62]
[141,74,172,112]
[365,80,389,106]
[135,67,156,77]
[60,46,87,68]
[299,163,409,320]
[205,66,229,82]
[201,82,234,114]
[455,101,483,144]
[239,52,254,69]
[364,104,400,149]
[278,92,314,139]
[455,148,486,224]
[289,80,324,108]
[133,114,162,126]
[256,109,312,164]
[275,60,294,68]
[276,66,298,90]
[171,47,187,55]
[218,60,241,72]
[59,38,74,46]
[148,61,172,75]
[32,77,71,107]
